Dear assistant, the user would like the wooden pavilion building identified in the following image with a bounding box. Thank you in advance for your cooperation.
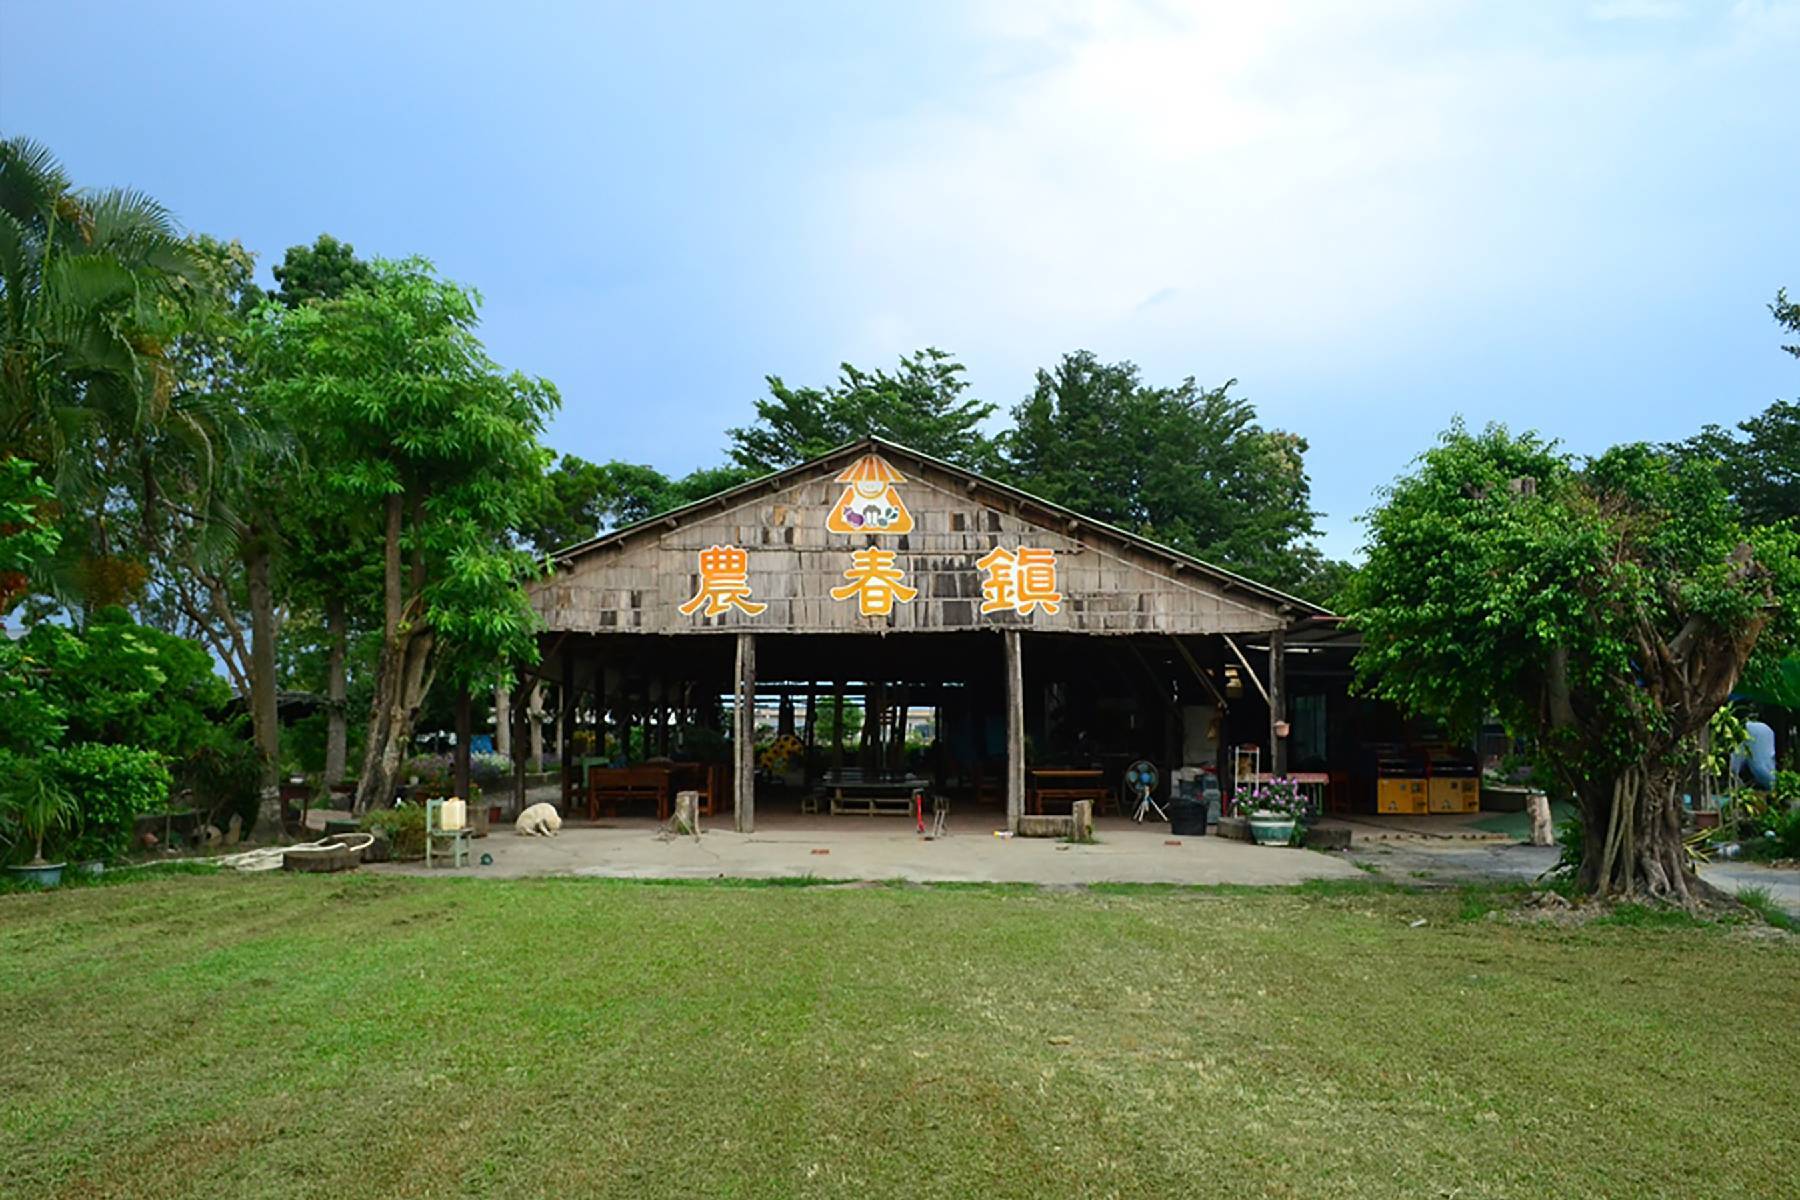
[527,437,1344,833]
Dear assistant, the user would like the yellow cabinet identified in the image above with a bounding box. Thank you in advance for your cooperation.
[1377,778,1427,814]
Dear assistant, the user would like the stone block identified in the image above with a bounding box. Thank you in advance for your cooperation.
[1215,816,1251,842]
[1018,814,1075,838]
[1302,826,1352,851]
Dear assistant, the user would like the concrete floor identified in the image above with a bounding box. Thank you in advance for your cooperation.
[379,811,1367,886]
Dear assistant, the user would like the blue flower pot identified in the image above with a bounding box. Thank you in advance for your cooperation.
[5,862,65,888]
[1248,816,1296,847]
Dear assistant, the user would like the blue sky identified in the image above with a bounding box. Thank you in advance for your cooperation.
[4,0,1795,559]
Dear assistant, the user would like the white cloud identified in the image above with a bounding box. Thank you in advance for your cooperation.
[799,0,1789,390]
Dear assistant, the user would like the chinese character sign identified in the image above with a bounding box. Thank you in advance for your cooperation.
[830,547,918,616]
[826,453,914,534]
[678,545,767,617]
[977,545,1062,615]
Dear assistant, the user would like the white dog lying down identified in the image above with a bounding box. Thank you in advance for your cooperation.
[514,802,563,837]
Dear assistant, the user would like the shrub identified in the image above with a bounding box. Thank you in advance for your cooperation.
[177,731,266,837]
[53,743,172,862]
[362,802,426,860]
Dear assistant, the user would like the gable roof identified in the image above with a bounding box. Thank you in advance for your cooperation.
[549,436,1330,619]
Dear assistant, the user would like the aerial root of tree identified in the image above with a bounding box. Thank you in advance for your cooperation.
[1586,764,1725,911]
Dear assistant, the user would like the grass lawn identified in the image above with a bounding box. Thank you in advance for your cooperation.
[2,874,1795,1199]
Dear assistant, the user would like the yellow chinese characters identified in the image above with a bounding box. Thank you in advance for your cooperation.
[976,545,1062,615]
[678,545,767,618]
[830,547,918,616]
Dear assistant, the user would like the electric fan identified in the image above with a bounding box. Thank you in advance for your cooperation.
[1123,759,1166,824]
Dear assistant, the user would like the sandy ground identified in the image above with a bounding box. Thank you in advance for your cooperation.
[375,811,1367,886]
[1344,828,1800,915]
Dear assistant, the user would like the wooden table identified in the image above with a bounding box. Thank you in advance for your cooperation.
[586,765,675,820]
[822,771,928,817]
[1028,769,1112,816]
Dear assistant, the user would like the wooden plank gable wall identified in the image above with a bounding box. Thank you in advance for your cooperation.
[532,452,1290,637]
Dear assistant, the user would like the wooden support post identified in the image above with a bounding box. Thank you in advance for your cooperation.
[560,654,575,812]
[511,679,528,816]
[1269,628,1288,776]
[831,680,845,774]
[734,631,756,833]
[802,682,817,787]
[1005,629,1025,834]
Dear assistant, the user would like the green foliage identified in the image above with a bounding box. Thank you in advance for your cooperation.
[1350,424,1798,771]
[0,457,60,611]
[728,348,1000,473]
[177,732,266,835]
[251,257,559,686]
[361,802,426,859]
[517,456,759,555]
[1673,399,1799,538]
[270,234,374,307]
[1703,706,1749,777]
[1002,352,1340,600]
[0,753,78,864]
[51,743,172,862]
[0,137,209,511]
[1773,286,1800,361]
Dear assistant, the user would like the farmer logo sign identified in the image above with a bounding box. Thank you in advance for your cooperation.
[826,453,913,535]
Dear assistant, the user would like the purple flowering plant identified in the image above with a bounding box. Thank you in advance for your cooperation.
[1233,776,1309,823]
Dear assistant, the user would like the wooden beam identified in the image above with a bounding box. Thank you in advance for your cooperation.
[1170,636,1228,710]
[1005,630,1024,834]
[1222,634,1272,706]
[734,631,756,833]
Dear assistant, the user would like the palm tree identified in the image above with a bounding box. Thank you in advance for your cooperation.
[0,137,210,587]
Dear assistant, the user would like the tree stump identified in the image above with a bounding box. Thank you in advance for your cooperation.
[674,790,700,836]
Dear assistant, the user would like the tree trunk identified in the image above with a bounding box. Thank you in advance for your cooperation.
[453,683,472,799]
[352,494,437,813]
[244,536,283,836]
[323,594,348,784]
[1577,760,1707,905]
[352,627,436,813]
[495,684,512,758]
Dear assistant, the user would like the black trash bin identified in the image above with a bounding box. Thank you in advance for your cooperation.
[1168,798,1207,836]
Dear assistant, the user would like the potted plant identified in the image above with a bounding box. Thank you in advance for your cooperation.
[1236,776,1307,847]
[2,763,79,887]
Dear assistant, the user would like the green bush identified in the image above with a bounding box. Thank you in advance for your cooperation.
[177,731,266,837]
[52,743,172,863]
[362,802,426,860]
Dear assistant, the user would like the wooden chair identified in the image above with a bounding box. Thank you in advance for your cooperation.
[425,798,470,869]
